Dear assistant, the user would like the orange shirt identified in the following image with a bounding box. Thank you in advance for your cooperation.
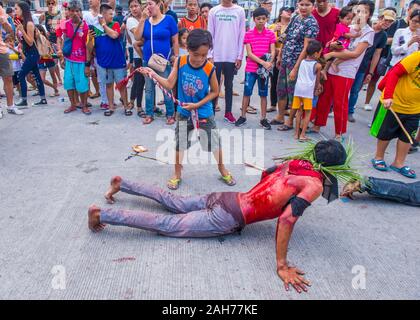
[179,15,207,31]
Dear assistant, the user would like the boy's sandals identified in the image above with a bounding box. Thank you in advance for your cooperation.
[104,109,115,116]
[143,116,154,125]
[89,93,100,99]
[277,124,293,131]
[166,116,175,125]
[270,119,284,125]
[371,159,389,172]
[389,165,416,179]
[49,91,60,97]
[137,109,146,118]
[167,178,181,190]
[64,106,77,113]
[220,173,236,186]
[124,108,133,116]
[240,106,257,114]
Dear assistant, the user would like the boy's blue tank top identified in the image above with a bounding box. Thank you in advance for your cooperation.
[177,56,215,118]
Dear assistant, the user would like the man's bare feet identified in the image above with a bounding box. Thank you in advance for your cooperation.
[88,205,106,232]
[104,176,122,204]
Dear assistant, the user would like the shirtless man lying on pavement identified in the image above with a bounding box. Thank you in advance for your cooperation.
[88,140,354,293]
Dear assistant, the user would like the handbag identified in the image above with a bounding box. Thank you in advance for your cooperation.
[147,20,169,73]
[62,21,82,57]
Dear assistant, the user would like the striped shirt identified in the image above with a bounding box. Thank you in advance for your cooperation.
[244,27,276,73]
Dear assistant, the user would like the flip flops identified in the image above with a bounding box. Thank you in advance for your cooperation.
[371,159,389,171]
[167,178,181,190]
[220,173,236,186]
[277,124,293,131]
[389,165,416,179]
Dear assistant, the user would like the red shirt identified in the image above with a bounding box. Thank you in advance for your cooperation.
[312,7,340,48]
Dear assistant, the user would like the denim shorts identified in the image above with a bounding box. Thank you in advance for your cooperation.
[38,60,56,70]
[244,72,268,97]
[97,64,127,85]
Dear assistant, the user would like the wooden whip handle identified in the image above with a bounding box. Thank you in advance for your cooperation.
[389,107,414,145]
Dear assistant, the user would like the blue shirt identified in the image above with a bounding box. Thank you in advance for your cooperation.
[143,15,178,63]
[177,56,215,119]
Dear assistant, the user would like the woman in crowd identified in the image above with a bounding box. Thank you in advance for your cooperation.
[310,0,375,141]
[14,1,47,107]
[389,9,420,67]
[134,0,179,125]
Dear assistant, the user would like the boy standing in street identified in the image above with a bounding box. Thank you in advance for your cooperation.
[235,8,276,130]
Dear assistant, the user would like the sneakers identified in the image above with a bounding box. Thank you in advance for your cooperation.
[260,118,272,130]
[15,99,28,108]
[348,114,356,123]
[7,106,24,115]
[235,116,247,127]
[100,103,109,110]
[33,99,48,106]
[363,104,373,111]
[224,112,236,124]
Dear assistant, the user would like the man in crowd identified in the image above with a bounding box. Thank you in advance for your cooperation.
[208,0,246,124]
[312,0,340,49]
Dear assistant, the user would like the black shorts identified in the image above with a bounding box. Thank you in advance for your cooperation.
[13,71,20,86]
[371,102,419,143]
[175,114,220,152]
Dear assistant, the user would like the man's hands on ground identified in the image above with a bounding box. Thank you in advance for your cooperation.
[277,265,311,293]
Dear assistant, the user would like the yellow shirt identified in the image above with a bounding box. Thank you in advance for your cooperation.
[381,51,420,114]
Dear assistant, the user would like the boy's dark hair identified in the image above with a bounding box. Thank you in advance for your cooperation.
[253,7,269,19]
[339,6,354,19]
[100,3,113,13]
[306,40,322,56]
[298,0,315,4]
[347,0,359,7]
[187,29,213,51]
[200,2,212,10]
[409,0,420,9]
[6,7,13,14]
[410,8,420,19]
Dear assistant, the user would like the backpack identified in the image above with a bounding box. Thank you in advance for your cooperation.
[35,31,51,57]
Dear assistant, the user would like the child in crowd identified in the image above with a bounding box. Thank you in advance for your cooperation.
[235,7,276,130]
[139,29,236,190]
[35,25,60,97]
[5,34,23,98]
[179,28,189,56]
[323,6,361,74]
[293,40,323,141]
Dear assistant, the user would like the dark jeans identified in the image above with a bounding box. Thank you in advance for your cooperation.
[365,177,420,206]
[130,58,145,109]
[270,64,279,107]
[213,62,235,114]
[348,69,366,114]
[19,49,45,99]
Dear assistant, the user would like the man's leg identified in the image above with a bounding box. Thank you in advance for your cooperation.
[374,139,391,161]
[89,204,241,237]
[105,176,208,214]
[106,83,114,110]
[364,177,420,206]
[223,62,235,115]
[391,139,411,169]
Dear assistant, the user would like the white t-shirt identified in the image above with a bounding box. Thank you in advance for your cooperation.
[390,27,419,67]
[294,59,318,99]
[126,16,140,59]
[83,11,103,31]
[328,24,374,79]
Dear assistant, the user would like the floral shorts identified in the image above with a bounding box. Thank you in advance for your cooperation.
[276,62,296,106]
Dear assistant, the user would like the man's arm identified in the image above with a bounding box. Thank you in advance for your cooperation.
[275,178,323,293]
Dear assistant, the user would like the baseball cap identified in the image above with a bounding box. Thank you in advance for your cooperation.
[381,9,397,21]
